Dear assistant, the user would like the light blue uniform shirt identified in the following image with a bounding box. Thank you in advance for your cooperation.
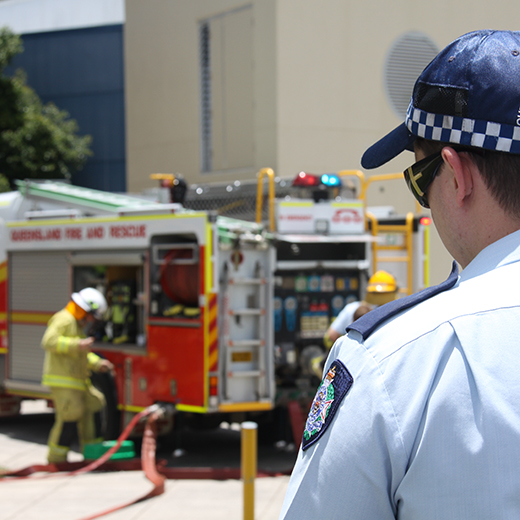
[280,230,520,519]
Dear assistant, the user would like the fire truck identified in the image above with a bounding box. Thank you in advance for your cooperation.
[0,169,430,441]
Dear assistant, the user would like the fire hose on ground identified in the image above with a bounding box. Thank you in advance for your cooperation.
[0,403,293,519]
[0,404,165,519]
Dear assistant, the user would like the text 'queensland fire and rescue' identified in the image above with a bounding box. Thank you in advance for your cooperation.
[10,224,147,242]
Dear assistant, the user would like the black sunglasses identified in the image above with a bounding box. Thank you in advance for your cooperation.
[403,151,444,209]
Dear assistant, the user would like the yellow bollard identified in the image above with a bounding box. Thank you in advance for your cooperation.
[241,421,258,520]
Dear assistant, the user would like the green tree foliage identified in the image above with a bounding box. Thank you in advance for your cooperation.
[0,27,92,190]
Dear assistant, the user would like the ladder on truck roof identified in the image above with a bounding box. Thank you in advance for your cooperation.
[15,180,179,216]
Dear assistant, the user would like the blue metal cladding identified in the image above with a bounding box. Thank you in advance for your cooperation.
[7,24,126,192]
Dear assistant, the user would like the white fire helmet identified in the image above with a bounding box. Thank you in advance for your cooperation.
[71,288,107,319]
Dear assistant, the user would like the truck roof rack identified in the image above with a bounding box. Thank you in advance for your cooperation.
[15,180,164,214]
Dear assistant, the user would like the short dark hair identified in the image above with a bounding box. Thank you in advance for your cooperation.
[415,138,520,220]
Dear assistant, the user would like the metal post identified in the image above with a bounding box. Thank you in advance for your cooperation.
[241,421,258,520]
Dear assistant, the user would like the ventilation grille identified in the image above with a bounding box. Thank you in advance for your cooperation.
[10,251,69,312]
[199,22,212,173]
[384,32,439,118]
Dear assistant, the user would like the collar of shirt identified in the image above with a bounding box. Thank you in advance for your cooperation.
[459,228,520,283]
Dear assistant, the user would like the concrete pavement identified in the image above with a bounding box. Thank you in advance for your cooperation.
[0,401,291,520]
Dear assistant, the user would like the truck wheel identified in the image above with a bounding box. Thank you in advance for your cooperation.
[91,371,121,440]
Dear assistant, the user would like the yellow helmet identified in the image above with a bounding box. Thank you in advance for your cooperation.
[365,271,398,305]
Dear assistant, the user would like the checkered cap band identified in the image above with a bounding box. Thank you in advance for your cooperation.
[406,105,520,154]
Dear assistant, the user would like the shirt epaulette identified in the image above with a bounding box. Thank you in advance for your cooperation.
[347,261,459,340]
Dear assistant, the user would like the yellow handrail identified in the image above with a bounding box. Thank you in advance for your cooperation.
[255,168,276,231]
[366,211,379,270]
[150,173,176,181]
[405,212,414,294]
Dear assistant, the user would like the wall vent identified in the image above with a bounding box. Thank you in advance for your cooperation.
[384,32,439,118]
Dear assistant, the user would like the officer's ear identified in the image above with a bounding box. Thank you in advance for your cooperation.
[441,147,475,207]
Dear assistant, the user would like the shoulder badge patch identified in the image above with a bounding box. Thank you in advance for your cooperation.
[302,359,353,451]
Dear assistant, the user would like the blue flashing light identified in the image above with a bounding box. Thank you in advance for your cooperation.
[320,174,341,187]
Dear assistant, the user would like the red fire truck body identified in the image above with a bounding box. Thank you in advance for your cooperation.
[0,177,429,437]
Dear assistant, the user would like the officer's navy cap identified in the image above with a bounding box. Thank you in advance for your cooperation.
[362,30,520,169]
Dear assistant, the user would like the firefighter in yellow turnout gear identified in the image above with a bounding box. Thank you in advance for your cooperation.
[42,288,114,463]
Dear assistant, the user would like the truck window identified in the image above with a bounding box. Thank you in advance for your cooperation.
[149,236,200,319]
[72,259,145,347]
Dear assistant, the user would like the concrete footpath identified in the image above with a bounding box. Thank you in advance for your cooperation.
[0,401,291,520]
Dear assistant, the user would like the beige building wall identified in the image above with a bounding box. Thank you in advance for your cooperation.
[124,0,520,285]
[124,0,277,190]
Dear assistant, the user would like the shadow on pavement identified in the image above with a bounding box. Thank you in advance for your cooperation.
[0,411,297,475]
[158,425,297,474]
[0,412,53,446]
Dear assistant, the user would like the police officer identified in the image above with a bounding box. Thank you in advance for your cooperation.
[42,287,114,463]
[280,30,520,519]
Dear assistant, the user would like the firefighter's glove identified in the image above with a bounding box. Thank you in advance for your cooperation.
[323,332,335,350]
